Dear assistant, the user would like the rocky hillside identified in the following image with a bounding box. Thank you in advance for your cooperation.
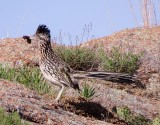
[0,38,38,67]
[81,26,160,92]
[0,26,160,124]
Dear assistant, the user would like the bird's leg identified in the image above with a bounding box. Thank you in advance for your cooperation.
[55,84,65,102]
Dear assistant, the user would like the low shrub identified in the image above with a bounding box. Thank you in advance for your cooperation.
[116,106,150,125]
[54,45,140,74]
[98,47,140,74]
[54,46,98,71]
[152,117,160,125]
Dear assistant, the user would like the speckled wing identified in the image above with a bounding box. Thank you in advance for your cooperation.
[44,53,74,87]
[57,65,74,87]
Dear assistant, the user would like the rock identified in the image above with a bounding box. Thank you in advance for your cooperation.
[0,79,112,125]
[89,81,160,120]
[0,38,39,67]
[64,79,160,120]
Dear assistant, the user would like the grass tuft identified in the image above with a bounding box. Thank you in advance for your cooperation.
[0,65,52,95]
[0,108,29,125]
[80,82,95,100]
[98,47,140,74]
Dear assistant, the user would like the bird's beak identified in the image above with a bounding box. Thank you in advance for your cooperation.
[23,35,35,44]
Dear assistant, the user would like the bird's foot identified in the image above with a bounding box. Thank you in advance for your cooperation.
[54,99,60,105]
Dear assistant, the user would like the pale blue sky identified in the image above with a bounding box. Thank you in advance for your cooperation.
[0,0,159,45]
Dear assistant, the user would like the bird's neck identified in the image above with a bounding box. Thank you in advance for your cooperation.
[39,40,54,60]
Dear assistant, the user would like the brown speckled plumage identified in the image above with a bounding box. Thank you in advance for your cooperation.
[23,25,79,101]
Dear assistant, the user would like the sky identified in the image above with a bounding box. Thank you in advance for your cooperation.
[0,0,160,45]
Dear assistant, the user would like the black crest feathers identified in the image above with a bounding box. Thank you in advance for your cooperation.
[36,25,51,39]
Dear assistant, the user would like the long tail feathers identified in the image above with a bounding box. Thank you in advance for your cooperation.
[71,71,145,88]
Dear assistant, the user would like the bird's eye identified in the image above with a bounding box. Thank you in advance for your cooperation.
[39,34,44,38]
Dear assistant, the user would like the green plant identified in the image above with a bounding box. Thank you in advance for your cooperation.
[152,117,160,125]
[0,65,52,95]
[0,108,28,125]
[116,106,150,125]
[54,46,98,71]
[116,106,132,122]
[132,115,150,125]
[80,83,95,100]
[98,47,140,74]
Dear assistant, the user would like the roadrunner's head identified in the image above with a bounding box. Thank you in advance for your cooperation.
[36,25,51,41]
[23,24,51,44]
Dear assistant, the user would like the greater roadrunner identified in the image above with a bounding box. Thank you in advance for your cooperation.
[23,25,80,102]
[23,25,142,101]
